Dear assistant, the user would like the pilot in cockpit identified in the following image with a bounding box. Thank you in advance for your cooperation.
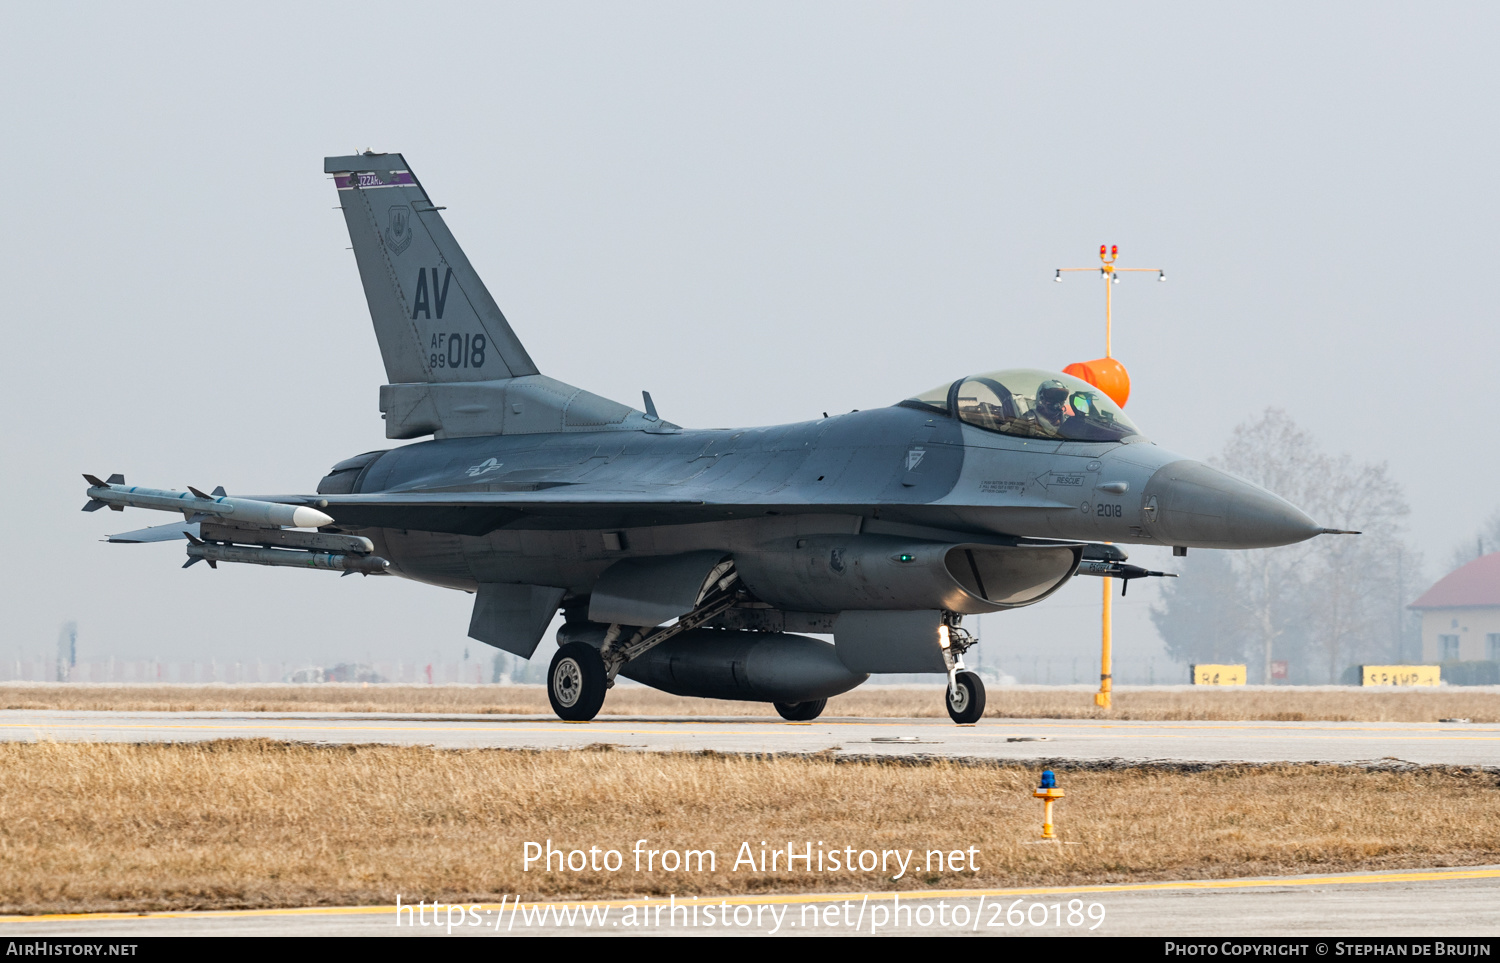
[1024,379,1073,437]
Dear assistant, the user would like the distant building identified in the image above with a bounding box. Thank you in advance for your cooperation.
[1408,553,1500,663]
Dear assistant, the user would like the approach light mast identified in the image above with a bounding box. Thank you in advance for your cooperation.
[1055,244,1165,709]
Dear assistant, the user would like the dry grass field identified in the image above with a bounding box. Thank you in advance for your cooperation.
[2,683,1498,722]
[1,740,1497,914]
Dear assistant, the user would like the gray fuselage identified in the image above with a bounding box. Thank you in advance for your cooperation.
[319,403,1317,606]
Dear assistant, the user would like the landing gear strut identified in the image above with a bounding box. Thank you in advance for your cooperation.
[549,560,745,722]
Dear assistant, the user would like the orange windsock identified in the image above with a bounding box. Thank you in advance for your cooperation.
[1063,357,1131,408]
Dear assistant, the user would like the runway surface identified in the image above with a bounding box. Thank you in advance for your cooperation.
[3,867,1497,936]
[1,710,1496,766]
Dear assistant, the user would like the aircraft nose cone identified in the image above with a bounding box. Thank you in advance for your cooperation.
[1142,460,1321,549]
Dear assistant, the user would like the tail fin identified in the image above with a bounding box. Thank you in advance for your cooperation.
[325,153,538,384]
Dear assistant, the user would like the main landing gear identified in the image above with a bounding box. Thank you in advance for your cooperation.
[549,559,744,722]
[548,642,608,721]
[774,699,827,721]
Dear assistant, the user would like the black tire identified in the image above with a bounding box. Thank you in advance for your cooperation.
[774,698,827,721]
[548,642,607,721]
[945,671,986,724]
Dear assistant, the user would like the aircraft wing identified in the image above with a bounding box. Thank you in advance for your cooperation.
[305,490,712,535]
[94,483,1066,540]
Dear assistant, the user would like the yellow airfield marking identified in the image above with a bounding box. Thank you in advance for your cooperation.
[5,867,1498,924]
[0,720,1495,742]
[0,723,803,738]
[3,712,1495,735]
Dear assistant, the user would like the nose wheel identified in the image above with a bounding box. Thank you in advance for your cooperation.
[945,671,985,724]
[548,641,608,721]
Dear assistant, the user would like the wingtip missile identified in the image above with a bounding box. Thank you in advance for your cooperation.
[81,474,119,511]
[80,479,334,529]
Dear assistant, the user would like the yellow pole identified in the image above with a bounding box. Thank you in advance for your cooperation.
[1055,245,1161,712]
[1033,785,1065,839]
[1096,577,1113,708]
[1097,246,1116,709]
[1104,258,1114,357]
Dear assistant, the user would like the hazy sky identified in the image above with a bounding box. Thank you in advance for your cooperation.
[3,3,1495,673]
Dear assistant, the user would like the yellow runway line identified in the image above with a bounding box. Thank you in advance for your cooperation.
[5,867,1498,924]
[0,723,795,737]
[1,721,1497,742]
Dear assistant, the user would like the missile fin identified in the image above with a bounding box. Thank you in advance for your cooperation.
[183,556,201,569]
[106,474,125,485]
[207,559,218,570]
[187,486,211,500]
[211,486,226,497]
[83,500,105,512]
[184,531,205,546]
[185,512,209,524]
[83,474,107,487]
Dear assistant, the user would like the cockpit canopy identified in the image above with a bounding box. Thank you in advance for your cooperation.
[903,368,1143,443]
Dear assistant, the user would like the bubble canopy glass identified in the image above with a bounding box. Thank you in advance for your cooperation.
[902,368,1143,442]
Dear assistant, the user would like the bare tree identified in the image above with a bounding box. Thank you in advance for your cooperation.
[1155,409,1418,683]
[1212,410,1328,683]
[1446,508,1500,572]
[1150,549,1250,669]
[1302,457,1410,680]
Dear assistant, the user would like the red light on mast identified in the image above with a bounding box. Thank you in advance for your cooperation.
[1110,245,1118,257]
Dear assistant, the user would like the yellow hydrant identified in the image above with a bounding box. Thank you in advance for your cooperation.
[1033,769,1065,839]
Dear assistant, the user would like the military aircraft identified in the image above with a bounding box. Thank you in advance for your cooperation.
[85,152,1340,724]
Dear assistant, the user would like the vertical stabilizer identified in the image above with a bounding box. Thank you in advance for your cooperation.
[325,153,538,384]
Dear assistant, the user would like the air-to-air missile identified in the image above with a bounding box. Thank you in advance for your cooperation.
[82,474,333,528]
[82,474,386,573]
[183,538,389,574]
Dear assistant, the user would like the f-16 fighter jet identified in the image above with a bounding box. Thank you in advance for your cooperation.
[86,153,1341,723]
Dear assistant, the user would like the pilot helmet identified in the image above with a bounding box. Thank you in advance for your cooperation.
[1036,380,1069,412]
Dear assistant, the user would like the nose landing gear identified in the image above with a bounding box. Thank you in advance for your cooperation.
[939,616,985,724]
[945,670,986,724]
